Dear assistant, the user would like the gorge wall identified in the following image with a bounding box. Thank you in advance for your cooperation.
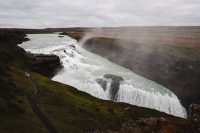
[82,35,200,109]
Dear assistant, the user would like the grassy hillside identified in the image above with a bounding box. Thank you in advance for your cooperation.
[0,29,189,133]
[0,31,48,132]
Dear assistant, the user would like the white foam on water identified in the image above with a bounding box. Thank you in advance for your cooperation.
[19,33,187,118]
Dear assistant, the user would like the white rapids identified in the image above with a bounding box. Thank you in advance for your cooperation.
[19,33,187,118]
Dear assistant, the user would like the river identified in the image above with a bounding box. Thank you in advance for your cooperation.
[19,33,187,118]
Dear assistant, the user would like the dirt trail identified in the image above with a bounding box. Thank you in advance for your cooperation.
[26,73,57,133]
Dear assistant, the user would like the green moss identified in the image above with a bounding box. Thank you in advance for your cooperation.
[0,37,47,132]
[30,72,172,132]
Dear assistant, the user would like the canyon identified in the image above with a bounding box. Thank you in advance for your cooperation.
[0,28,200,132]
[63,27,200,109]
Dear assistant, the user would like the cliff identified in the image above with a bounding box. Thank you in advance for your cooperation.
[82,28,200,109]
[28,54,62,77]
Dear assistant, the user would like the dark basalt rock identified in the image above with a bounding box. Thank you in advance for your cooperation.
[58,35,64,38]
[96,74,123,101]
[60,31,84,41]
[96,78,107,91]
[104,74,123,101]
[188,104,200,127]
[70,44,76,49]
[29,54,62,77]
[104,74,123,82]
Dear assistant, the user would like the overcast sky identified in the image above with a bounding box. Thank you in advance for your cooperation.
[0,0,200,28]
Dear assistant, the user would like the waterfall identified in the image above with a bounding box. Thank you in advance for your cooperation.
[118,83,186,117]
[19,33,187,118]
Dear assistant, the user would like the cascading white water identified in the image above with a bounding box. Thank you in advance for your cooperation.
[19,33,187,118]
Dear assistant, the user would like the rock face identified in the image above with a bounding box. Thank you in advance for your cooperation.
[60,31,84,41]
[96,78,107,91]
[92,117,190,133]
[58,35,64,38]
[83,37,200,109]
[188,104,200,126]
[116,117,193,133]
[97,74,123,100]
[104,74,123,81]
[29,54,62,77]
[92,111,200,133]
[104,74,123,101]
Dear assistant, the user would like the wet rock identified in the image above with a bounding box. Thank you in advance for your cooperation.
[64,51,74,58]
[104,74,123,82]
[104,74,123,101]
[29,54,62,77]
[96,78,107,91]
[96,74,123,101]
[70,44,76,49]
[58,35,64,38]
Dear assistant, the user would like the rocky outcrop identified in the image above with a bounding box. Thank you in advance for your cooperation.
[104,74,123,101]
[83,37,200,109]
[188,104,200,127]
[29,54,62,77]
[97,74,123,100]
[91,103,200,133]
[92,117,194,133]
[60,31,85,41]
[58,35,64,38]
[96,78,107,91]
[117,117,194,133]
[104,74,123,81]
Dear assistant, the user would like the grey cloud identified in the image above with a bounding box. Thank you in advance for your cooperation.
[0,0,200,28]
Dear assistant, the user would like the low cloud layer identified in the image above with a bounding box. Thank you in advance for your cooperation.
[0,0,200,28]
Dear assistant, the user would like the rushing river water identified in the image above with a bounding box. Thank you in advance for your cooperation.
[19,33,187,118]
